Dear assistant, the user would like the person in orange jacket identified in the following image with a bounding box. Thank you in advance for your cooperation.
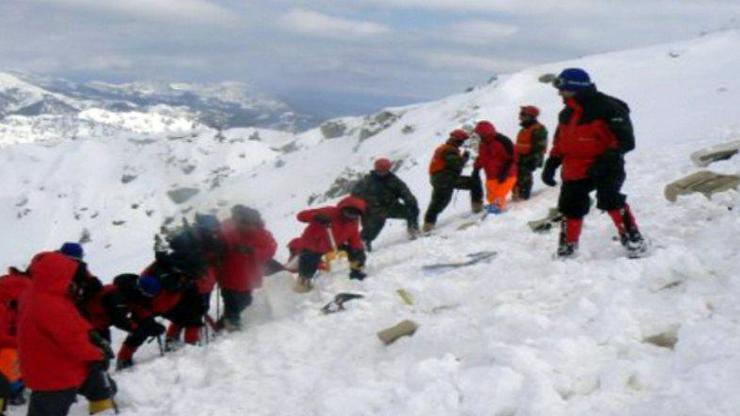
[293,196,367,292]
[513,106,548,200]
[473,121,517,214]
[422,129,484,231]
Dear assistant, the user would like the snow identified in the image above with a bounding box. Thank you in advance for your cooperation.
[3,31,740,415]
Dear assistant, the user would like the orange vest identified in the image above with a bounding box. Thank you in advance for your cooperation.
[429,143,460,175]
[515,123,545,156]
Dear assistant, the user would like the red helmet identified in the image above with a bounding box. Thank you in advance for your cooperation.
[474,120,496,138]
[374,157,393,173]
[520,105,540,117]
[449,129,469,141]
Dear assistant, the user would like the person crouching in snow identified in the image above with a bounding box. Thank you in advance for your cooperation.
[351,157,420,252]
[293,196,367,293]
[18,252,117,416]
[422,129,484,232]
[215,205,277,331]
[473,120,517,214]
[0,267,31,411]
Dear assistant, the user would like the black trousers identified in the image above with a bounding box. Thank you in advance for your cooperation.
[361,202,419,243]
[163,286,207,328]
[27,369,116,416]
[558,170,626,218]
[424,171,483,224]
[220,289,253,327]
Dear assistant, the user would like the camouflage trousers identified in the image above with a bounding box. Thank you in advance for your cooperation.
[514,166,535,200]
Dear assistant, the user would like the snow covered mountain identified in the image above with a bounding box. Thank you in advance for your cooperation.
[0,72,315,146]
[2,30,740,415]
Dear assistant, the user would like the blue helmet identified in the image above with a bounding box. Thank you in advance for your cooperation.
[138,275,162,297]
[553,68,592,91]
[59,242,84,260]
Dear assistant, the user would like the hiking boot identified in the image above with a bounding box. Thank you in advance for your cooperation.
[293,277,313,293]
[471,201,484,213]
[620,230,649,257]
[486,204,502,215]
[407,226,420,240]
[422,222,434,233]
[115,358,133,371]
[89,398,116,415]
[556,242,578,259]
[164,338,184,352]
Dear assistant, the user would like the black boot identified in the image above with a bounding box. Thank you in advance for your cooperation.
[620,229,648,258]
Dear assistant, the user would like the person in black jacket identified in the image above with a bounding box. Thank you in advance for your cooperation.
[541,68,647,258]
[351,158,420,251]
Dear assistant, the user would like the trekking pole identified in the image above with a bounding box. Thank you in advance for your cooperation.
[216,287,221,324]
[156,335,165,357]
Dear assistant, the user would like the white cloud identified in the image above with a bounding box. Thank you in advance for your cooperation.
[353,0,740,16]
[280,8,391,39]
[446,20,519,45]
[30,0,237,25]
[416,50,531,73]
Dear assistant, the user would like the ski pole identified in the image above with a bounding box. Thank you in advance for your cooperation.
[216,287,221,323]
[156,335,164,357]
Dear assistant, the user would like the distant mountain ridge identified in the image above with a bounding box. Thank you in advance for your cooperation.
[0,71,316,132]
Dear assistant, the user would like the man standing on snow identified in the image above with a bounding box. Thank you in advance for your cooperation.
[542,68,647,258]
[215,205,277,331]
[472,120,517,214]
[422,129,484,232]
[513,106,548,200]
[351,158,420,251]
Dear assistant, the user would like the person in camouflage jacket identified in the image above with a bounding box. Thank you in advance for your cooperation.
[351,158,419,251]
[513,106,549,200]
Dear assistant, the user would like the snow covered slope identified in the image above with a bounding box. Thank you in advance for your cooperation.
[3,31,740,415]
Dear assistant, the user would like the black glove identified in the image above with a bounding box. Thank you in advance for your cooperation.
[588,149,623,179]
[541,157,562,187]
[349,269,367,281]
[314,213,332,226]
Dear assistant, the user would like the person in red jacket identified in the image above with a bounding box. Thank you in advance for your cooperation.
[215,205,277,331]
[293,196,367,293]
[113,274,170,370]
[473,120,517,214]
[0,267,31,410]
[18,251,116,416]
[542,68,647,258]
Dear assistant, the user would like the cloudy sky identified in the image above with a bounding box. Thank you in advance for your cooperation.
[1,0,738,116]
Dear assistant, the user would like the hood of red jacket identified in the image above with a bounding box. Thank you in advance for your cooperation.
[0,275,30,303]
[337,196,367,214]
[28,252,80,297]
